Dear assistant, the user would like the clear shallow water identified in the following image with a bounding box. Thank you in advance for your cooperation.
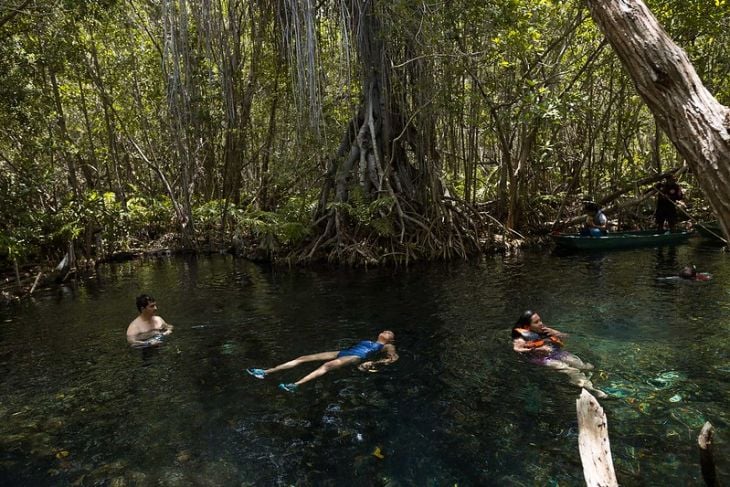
[0,242,728,486]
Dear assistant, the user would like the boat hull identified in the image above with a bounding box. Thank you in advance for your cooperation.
[552,230,694,250]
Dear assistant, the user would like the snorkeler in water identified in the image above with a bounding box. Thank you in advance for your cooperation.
[246,331,398,393]
[657,265,713,282]
[678,265,712,281]
[512,310,607,398]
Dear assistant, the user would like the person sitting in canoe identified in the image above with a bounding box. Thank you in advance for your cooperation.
[678,265,712,281]
[512,310,607,398]
[579,201,607,237]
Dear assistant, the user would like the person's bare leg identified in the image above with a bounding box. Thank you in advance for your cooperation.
[264,351,339,375]
[293,356,361,386]
[560,352,593,370]
[545,360,607,398]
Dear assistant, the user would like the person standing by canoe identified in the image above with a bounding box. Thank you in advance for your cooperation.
[580,201,608,237]
[246,330,398,393]
[512,310,607,398]
[654,173,684,232]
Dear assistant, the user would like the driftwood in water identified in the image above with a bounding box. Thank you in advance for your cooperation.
[29,271,43,295]
[13,259,21,288]
[576,389,618,487]
[698,422,719,487]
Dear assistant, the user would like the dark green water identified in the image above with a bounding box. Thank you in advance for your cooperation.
[1,243,728,486]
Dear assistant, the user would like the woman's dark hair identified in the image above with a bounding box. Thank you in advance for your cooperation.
[136,294,155,312]
[512,310,536,338]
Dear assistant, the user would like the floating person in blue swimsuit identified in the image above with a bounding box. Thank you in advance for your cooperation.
[247,331,398,392]
[512,311,606,398]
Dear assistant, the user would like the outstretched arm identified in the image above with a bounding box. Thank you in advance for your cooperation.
[359,344,399,371]
[513,338,552,354]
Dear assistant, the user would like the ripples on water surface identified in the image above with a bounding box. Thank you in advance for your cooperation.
[0,243,728,486]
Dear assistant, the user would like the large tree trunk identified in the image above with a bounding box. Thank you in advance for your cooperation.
[300,0,484,264]
[162,0,198,248]
[586,0,730,242]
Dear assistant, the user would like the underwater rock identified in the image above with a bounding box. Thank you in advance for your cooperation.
[196,459,239,486]
[378,475,402,487]
[81,460,128,485]
[156,468,187,486]
[220,342,237,355]
[176,450,192,463]
[670,407,706,429]
[126,471,148,484]
[108,477,127,487]
[43,417,64,432]
[602,386,629,398]
[647,370,685,390]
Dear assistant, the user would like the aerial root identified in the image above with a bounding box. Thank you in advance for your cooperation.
[296,197,490,265]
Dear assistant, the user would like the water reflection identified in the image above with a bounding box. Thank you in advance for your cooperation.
[0,246,728,485]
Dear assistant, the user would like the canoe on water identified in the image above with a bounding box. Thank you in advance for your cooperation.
[552,230,694,250]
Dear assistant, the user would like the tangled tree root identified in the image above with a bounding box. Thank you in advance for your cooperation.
[294,197,499,266]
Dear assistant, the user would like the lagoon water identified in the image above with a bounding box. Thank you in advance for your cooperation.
[0,242,728,485]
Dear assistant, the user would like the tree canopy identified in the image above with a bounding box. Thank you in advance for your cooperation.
[1,0,728,268]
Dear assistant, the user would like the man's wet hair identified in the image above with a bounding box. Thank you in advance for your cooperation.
[678,265,696,280]
[136,294,156,312]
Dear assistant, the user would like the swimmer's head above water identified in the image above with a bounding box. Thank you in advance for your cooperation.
[678,265,697,280]
[136,294,157,313]
[377,330,395,344]
[513,310,545,332]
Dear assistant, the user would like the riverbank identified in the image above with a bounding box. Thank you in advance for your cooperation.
[0,228,546,303]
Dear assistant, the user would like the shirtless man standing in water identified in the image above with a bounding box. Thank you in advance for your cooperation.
[126,294,173,347]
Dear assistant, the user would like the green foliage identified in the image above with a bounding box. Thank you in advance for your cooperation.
[0,169,47,262]
[326,188,397,237]
[222,199,313,253]
[43,191,173,255]
[0,0,727,266]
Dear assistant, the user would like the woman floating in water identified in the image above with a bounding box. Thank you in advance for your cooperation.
[512,310,606,398]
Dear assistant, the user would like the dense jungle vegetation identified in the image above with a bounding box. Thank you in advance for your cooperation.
[1,0,729,274]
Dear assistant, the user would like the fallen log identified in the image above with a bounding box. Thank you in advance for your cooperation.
[576,388,618,487]
[29,271,43,295]
[698,422,719,487]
